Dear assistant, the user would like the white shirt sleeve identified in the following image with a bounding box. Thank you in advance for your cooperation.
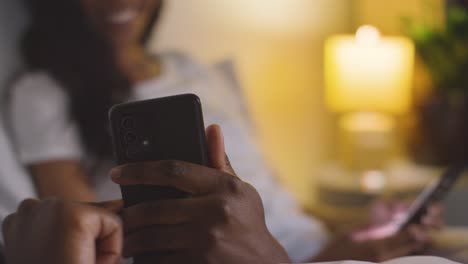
[9,72,84,165]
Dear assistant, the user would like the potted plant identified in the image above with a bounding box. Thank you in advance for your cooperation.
[404,4,468,165]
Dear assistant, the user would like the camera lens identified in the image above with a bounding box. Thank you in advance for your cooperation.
[124,132,137,144]
[121,117,134,130]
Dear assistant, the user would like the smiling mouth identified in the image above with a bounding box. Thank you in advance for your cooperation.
[107,9,139,24]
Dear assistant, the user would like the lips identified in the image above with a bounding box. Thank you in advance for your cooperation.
[107,8,139,24]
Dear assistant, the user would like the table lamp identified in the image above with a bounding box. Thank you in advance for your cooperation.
[324,25,414,188]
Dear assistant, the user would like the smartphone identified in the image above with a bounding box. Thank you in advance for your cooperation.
[108,94,209,207]
[396,165,465,230]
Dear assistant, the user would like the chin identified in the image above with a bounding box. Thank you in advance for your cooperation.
[105,31,141,50]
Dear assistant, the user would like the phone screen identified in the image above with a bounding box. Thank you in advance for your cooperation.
[395,165,465,230]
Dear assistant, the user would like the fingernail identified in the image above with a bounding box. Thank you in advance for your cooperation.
[110,168,121,180]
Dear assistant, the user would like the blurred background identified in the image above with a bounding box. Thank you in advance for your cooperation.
[2,0,468,233]
[150,0,445,203]
[149,0,468,232]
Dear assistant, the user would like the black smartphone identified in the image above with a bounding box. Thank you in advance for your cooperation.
[396,165,465,230]
[108,93,209,207]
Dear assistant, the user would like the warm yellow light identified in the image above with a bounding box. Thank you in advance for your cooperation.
[324,26,414,114]
[361,170,386,193]
[340,112,395,133]
[355,25,381,45]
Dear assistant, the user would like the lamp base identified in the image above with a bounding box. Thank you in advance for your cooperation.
[338,112,396,171]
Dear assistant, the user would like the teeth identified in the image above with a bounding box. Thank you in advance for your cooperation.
[108,9,138,24]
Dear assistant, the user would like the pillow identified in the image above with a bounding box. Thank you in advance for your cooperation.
[0,116,36,242]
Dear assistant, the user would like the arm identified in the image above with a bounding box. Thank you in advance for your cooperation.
[9,74,95,202]
[29,161,95,202]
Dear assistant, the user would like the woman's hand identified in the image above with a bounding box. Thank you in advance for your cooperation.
[110,125,290,264]
[369,200,444,229]
[2,199,123,264]
[314,200,444,262]
[352,200,443,242]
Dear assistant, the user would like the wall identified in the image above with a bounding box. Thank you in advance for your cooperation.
[150,0,352,205]
[352,0,445,34]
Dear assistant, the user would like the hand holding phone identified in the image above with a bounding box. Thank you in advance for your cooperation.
[395,165,465,230]
[109,123,291,263]
[352,165,463,243]
[108,94,290,263]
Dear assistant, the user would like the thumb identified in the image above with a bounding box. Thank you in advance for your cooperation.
[206,124,236,176]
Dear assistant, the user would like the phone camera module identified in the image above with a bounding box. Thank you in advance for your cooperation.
[121,117,134,130]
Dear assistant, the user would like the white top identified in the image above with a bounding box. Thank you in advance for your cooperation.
[9,52,329,262]
[0,117,36,242]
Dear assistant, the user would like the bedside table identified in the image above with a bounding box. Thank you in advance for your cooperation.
[310,159,446,232]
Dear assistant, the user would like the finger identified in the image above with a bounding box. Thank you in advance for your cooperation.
[123,224,194,257]
[111,160,234,195]
[422,215,444,229]
[370,200,392,223]
[17,198,40,215]
[122,198,200,232]
[122,196,229,234]
[206,124,225,170]
[422,204,444,228]
[407,225,429,243]
[394,202,410,213]
[93,209,124,264]
[206,124,236,176]
[2,213,16,243]
[90,200,124,214]
[427,203,444,217]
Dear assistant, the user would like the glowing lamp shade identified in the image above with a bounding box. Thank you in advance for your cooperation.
[325,26,414,114]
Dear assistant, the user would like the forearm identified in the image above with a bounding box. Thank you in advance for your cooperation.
[35,175,95,201]
[30,160,96,202]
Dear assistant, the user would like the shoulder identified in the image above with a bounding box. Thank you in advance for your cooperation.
[159,51,207,79]
[158,51,251,124]
[160,51,243,98]
[9,71,69,114]
[8,71,70,123]
[11,71,67,100]
[159,51,238,87]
